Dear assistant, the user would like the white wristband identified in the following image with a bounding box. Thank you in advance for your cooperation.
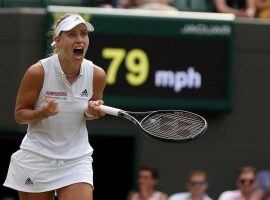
[84,111,99,120]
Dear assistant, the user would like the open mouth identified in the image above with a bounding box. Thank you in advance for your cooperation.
[73,47,84,58]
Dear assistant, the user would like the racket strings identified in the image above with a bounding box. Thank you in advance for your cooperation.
[141,112,205,141]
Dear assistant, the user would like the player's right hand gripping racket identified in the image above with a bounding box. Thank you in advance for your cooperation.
[100,105,207,142]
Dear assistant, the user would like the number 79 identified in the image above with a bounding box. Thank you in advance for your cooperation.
[102,48,149,86]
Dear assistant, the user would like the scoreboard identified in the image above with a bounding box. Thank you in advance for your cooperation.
[47,6,235,111]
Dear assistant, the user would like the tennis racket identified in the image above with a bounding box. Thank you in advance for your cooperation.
[100,105,207,142]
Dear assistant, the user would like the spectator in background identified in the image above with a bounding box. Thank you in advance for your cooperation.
[172,0,212,12]
[214,0,256,18]
[116,0,134,8]
[257,170,270,200]
[169,170,213,200]
[127,166,168,200]
[218,166,263,200]
[96,0,117,7]
[255,0,270,18]
[136,0,178,11]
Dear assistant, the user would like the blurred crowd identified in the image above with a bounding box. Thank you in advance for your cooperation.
[94,0,270,19]
[126,166,270,200]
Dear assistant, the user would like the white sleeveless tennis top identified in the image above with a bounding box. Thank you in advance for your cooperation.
[20,54,94,159]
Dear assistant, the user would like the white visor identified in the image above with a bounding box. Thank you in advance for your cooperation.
[51,14,94,46]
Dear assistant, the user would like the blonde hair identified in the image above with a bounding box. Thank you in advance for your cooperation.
[50,13,73,54]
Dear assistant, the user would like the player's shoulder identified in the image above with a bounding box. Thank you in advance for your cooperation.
[93,64,106,80]
[25,61,44,78]
[83,58,105,77]
[20,61,44,88]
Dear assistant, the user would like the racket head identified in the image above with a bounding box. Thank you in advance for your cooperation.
[139,110,207,142]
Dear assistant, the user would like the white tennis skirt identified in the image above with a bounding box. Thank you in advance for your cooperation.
[3,149,93,193]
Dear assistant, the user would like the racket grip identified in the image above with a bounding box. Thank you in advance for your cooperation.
[100,105,120,116]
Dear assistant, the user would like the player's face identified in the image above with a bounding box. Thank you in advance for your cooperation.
[187,174,208,196]
[237,172,256,193]
[137,170,157,189]
[59,24,89,64]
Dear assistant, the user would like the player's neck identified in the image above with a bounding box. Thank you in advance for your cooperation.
[58,53,81,75]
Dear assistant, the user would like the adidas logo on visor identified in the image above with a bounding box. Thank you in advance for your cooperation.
[74,16,80,21]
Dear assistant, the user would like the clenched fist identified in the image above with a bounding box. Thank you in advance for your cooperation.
[85,100,105,117]
[42,98,59,117]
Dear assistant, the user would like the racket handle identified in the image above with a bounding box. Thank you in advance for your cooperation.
[100,105,121,116]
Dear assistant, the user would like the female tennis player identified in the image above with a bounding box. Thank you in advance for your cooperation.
[3,13,106,200]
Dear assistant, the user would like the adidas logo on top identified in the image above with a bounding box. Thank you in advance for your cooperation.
[81,89,88,97]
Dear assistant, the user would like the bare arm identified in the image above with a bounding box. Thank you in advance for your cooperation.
[14,62,58,124]
[255,0,270,10]
[92,65,106,101]
[85,65,106,117]
[214,0,241,14]
[245,0,256,17]
[214,0,249,16]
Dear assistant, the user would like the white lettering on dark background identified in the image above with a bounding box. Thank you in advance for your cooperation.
[155,67,202,92]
